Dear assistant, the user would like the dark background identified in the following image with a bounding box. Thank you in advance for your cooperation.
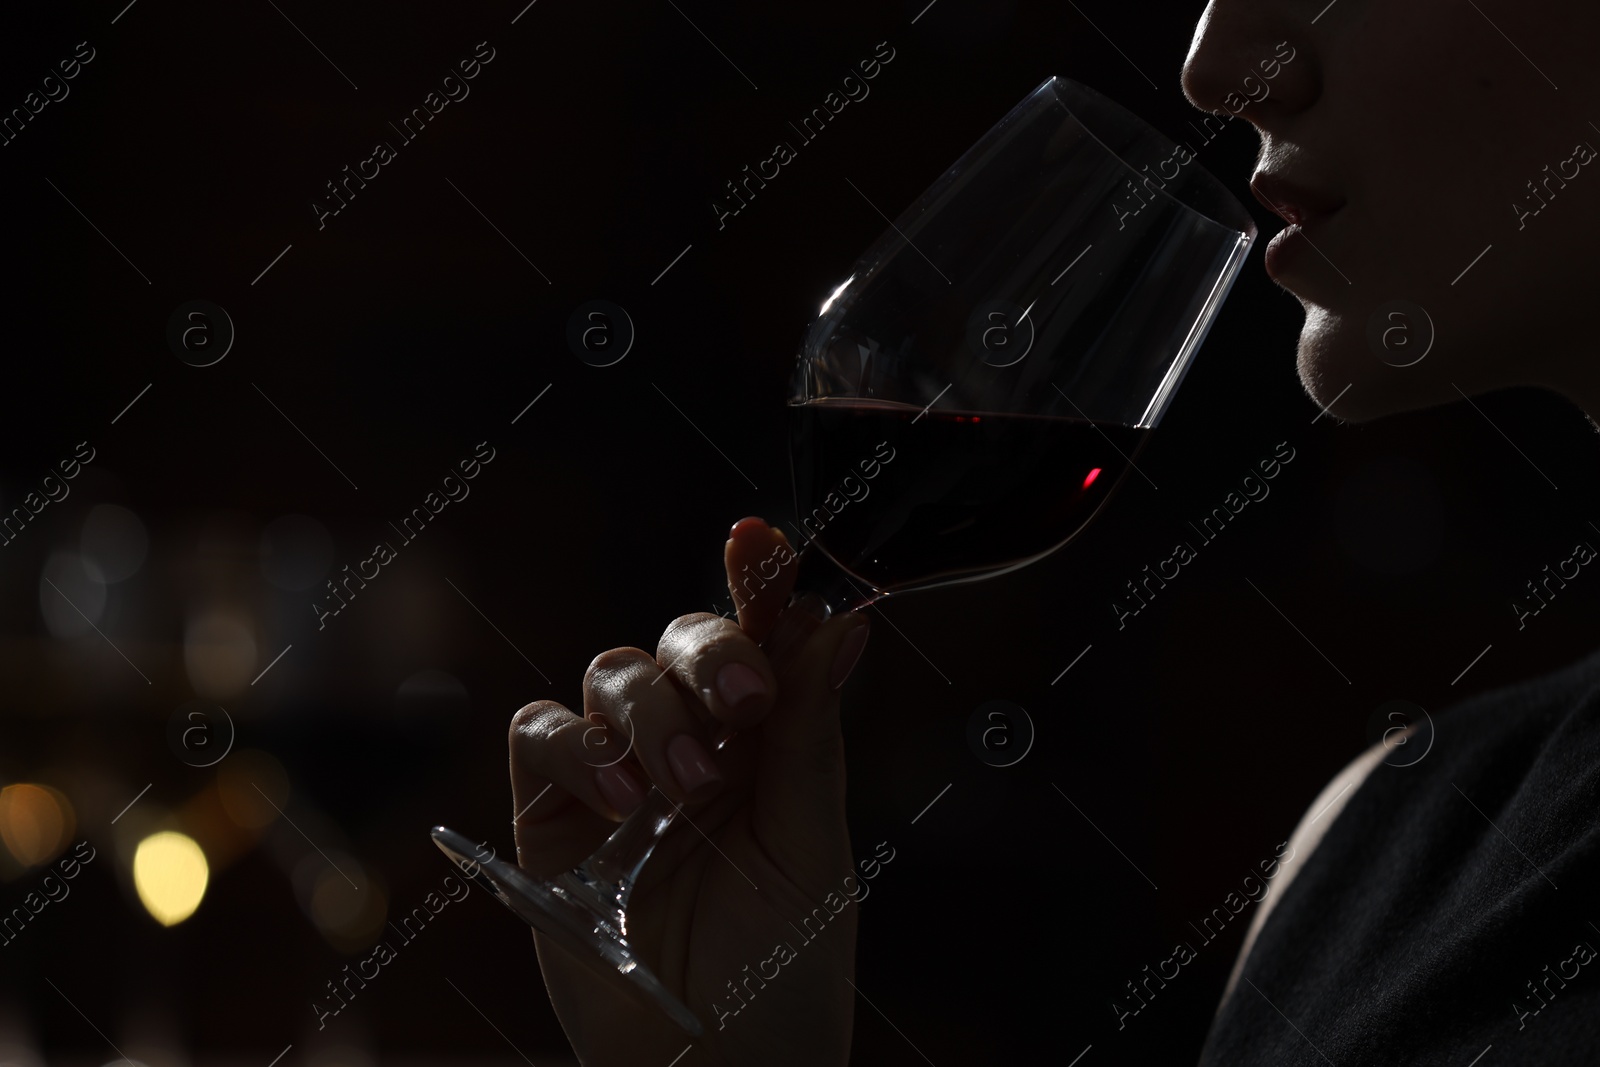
[2,1,1598,1064]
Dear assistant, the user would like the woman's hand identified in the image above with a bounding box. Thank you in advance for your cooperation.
[508,516,870,1066]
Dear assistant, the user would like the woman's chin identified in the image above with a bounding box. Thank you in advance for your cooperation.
[1295,308,1460,424]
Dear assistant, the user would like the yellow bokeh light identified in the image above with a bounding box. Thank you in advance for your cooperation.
[0,783,74,866]
[132,831,209,927]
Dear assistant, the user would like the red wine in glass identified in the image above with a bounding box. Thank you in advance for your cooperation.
[789,398,1147,593]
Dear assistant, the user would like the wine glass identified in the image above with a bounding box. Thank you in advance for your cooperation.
[433,75,1257,1035]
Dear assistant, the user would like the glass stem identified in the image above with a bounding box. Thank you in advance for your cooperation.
[571,543,882,921]
[570,789,679,926]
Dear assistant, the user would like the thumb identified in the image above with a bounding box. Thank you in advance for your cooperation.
[724,515,798,643]
[751,608,870,852]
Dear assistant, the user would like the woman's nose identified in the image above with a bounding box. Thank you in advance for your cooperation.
[1181,1,1317,124]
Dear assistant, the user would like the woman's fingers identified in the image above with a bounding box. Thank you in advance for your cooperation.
[583,647,724,805]
[508,699,644,837]
[656,611,778,733]
[725,516,799,642]
[509,518,804,881]
[509,699,642,877]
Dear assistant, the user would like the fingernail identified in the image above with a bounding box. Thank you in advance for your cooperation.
[594,762,647,817]
[667,734,723,799]
[830,622,870,690]
[729,515,768,539]
[716,661,768,714]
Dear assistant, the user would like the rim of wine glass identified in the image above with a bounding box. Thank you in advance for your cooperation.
[805,75,1257,331]
[797,74,1259,418]
[1043,75,1258,240]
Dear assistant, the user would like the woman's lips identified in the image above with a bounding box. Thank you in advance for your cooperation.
[1251,172,1345,281]
[1250,172,1344,225]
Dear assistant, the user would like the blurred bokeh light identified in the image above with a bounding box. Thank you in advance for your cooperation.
[298,852,387,952]
[182,610,257,698]
[132,831,209,927]
[0,784,74,868]
[38,552,106,639]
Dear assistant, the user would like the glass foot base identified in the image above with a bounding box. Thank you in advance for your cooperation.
[432,826,704,1037]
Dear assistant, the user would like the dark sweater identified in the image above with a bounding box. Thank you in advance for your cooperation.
[1199,647,1600,1065]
